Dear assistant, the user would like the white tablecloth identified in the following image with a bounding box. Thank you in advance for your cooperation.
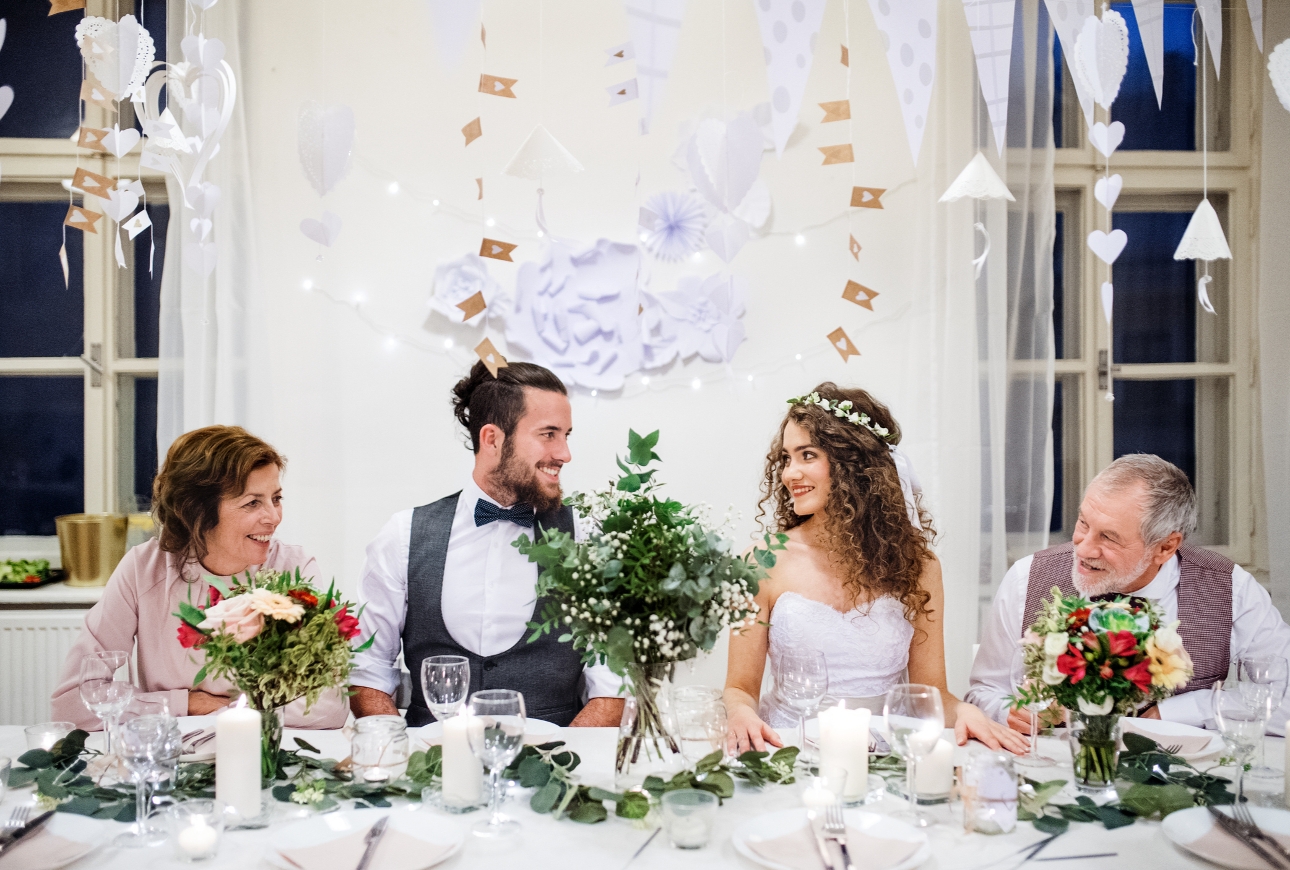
[0,725,1282,869]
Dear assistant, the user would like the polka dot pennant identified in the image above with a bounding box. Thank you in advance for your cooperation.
[753,0,828,158]
[867,0,939,166]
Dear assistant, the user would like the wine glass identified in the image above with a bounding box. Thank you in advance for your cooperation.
[79,651,133,755]
[1010,648,1059,767]
[1239,657,1288,782]
[115,715,180,847]
[421,655,471,722]
[465,689,526,839]
[884,683,945,828]
[1213,680,1272,805]
[776,650,828,766]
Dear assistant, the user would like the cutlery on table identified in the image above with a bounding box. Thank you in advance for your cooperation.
[807,811,838,870]
[822,803,855,870]
[620,827,660,870]
[354,815,390,870]
[0,810,54,854]
[1032,854,1118,862]
[1160,743,1183,755]
[1230,802,1290,867]
[1,807,30,832]
[1207,805,1290,869]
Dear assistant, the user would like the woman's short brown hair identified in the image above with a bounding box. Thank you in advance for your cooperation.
[153,426,285,562]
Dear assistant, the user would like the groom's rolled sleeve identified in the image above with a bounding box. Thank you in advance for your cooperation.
[967,557,1033,725]
[349,511,413,696]
[583,662,624,700]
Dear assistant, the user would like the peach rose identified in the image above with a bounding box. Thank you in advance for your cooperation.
[245,588,305,623]
[198,593,265,643]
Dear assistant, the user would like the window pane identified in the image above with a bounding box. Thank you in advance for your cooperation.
[0,377,83,536]
[0,201,84,358]
[119,202,168,358]
[1051,374,1082,538]
[1112,377,1229,545]
[1110,2,1197,150]
[116,375,158,513]
[1053,192,1082,359]
[0,6,83,139]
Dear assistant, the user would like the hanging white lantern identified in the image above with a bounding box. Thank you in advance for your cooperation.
[1173,198,1232,261]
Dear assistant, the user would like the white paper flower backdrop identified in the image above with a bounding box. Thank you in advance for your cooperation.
[428,253,506,324]
[638,190,707,261]
[641,272,748,368]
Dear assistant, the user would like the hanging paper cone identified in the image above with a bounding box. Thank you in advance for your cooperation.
[1173,198,1232,261]
[939,151,1015,202]
[503,125,584,181]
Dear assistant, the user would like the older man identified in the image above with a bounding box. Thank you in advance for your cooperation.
[968,453,1290,731]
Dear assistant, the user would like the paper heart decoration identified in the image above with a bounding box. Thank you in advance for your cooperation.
[300,211,343,247]
[0,19,6,53]
[103,187,141,222]
[298,102,355,197]
[122,210,152,240]
[1073,9,1130,110]
[101,125,141,158]
[180,34,225,72]
[1269,39,1290,114]
[190,217,213,240]
[184,240,218,276]
[1100,281,1114,324]
[184,182,220,218]
[1088,121,1125,158]
[1087,228,1128,264]
[1094,174,1123,210]
[688,112,763,213]
[0,86,12,123]
[705,213,751,264]
[74,15,155,100]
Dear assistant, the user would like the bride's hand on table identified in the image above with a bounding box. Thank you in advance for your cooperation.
[726,704,784,755]
[954,701,1030,754]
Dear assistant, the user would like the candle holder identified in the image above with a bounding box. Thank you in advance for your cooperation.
[165,800,225,862]
[661,789,717,849]
[24,722,75,751]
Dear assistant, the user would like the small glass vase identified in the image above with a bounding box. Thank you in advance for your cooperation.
[615,662,680,789]
[1067,712,1121,798]
[247,701,286,785]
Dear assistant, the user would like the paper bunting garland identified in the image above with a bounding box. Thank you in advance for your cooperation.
[457,292,487,321]
[503,125,585,181]
[1073,8,1130,110]
[624,0,687,135]
[638,190,707,261]
[1088,120,1125,158]
[819,100,850,123]
[1270,40,1290,113]
[1195,0,1222,77]
[840,44,849,66]
[1173,199,1232,261]
[607,79,639,106]
[74,15,155,101]
[753,0,827,158]
[849,235,861,260]
[1094,173,1123,210]
[64,205,103,234]
[868,0,938,166]
[962,0,1016,156]
[827,326,859,361]
[1129,0,1165,107]
[80,77,113,109]
[479,74,518,98]
[605,42,634,65]
[427,0,482,69]
[818,144,854,165]
[685,111,767,263]
[298,102,355,197]
[939,151,1015,202]
[842,280,878,311]
[99,125,141,158]
[1247,0,1264,53]
[71,167,115,198]
[475,337,508,378]
[122,210,152,240]
[462,117,482,146]
[1044,0,1095,126]
[300,211,343,248]
[850,187,885,208]
[1087,229,1128,265]
[49,0,86,13]
[429,253,504,324]
[77,126,109,152]
[480,238,516,261]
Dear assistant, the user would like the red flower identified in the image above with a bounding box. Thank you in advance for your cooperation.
[177,621,207,649]
[334,606,361,640]
[288,588,319,608]
[1107,630,1138,659]
[1057,652,1087,683]
[1123,660,1153,692]
[207,586,222,607]
[1099,664,1114,680]
[1067,607,1091,629]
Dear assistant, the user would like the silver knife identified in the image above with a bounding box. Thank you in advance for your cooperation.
[808,813,838,870]
[0,811,54,854]
[354,815,390,870]
[1207,806,1290,870]
[1231,809,1290,866]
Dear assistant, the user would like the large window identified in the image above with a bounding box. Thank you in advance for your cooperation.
[0,1,167,541]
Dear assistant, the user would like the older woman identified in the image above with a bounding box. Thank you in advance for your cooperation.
[51,426,347,729]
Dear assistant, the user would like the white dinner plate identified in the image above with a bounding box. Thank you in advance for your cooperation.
[414,717,560,741]
[2,813,115,870]
[732,808,931,870]
[266,808,464,870]
[1119,718,1224,760]
[1162,805,1290,869]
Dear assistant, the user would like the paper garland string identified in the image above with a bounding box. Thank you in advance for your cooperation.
[827,326,860,361]
[819,144,854,165]
[479,74,518,98]
[479,238,516,261]
[842,280,878,311]
[850,187,885,208]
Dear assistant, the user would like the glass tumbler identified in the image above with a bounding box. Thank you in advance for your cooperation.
[661,789,718,849]
[166,800,225,862]
[352,715,410,783]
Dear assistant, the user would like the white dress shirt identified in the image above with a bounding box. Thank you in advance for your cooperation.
[350,477,622,701]
[967,552,1290,733]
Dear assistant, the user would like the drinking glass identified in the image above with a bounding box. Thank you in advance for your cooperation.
[661,789,718,849]
[776,651,828,765]
[421,655,471,721]
[465,689,526,839]
[116,715,181,847]
[1213,680,1272,804]
[79,651,133,755]
[165,799,225,862]
[666,686,727,766]
[1010,648,1059,767]
[1239,657,1288,781]
[352,716,410,783]
[884,683,945,828]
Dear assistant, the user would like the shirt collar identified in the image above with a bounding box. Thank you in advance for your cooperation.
[461,476,517,511]
[1132,553,1180,600]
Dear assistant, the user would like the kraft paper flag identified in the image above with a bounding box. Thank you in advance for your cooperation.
[819,100,850,122]
[64,204,103,234]
[479,74,518,98]
[842,280,878,310]
[753,0,828,157]
[1044,0,1095,126]
[851,187,885,208]
[841,44,849,66]
[476,177,483,199]
[819,144,854,165]
[607,78,639,106]
[480,238,516,261]
[475,337,508,376]
[462,117,482,146]
[481,23,486,47]
[49,0,85,14]
[605,41,635,65]
[71,167,116,198]
[77,126,109,152]
[80,77,114,109]
[624,0,687,135]
[457,290,487,320]
[1129,0,1165,106]
[962,0,1016,156]
[868,0,938,165]
[827,326,859,361]
[849,235,861,260]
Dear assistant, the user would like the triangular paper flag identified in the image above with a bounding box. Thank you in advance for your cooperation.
[71,167,116,197]
[122,209,152,240]
[842,280,878,310]
[457,291,487,321]
[819,100,850,123]
[849,235,861,260]
[607,79,639,106]
[1129,0,1165,107]
[962,0,1015,156]
[1044,0,1095,126]
[49,0,85,13]
[868,0,938,165]
[939,152,1015,202]
[754,0,828,157]
[77,126,109,152]
[827,326,859,360]
[624,0,687,135]
[818,144,854,165]
[479,74,518,98]
[427,0,482,68]
[502,125,584,181]
[1247,0,1264,53]
[850,187,885,208]
[1173,198,1232,261]
[1195,0,1222,77]
[462,117,482,146]
[480,238,517,261]
[475,337,508,376]
[605,41,635,65]
[840,44,849,66]
[79,77,114,109]
[64,204,103,233]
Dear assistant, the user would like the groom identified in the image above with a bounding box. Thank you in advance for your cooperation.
[349,360,624,727]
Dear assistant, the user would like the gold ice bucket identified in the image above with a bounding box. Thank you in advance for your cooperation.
[55,513,128,587]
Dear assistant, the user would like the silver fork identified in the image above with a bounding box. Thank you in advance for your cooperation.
[822,803,854,870]
[1160,743,1183,755]
[1231,802,1290,867]
[3,807,30,831]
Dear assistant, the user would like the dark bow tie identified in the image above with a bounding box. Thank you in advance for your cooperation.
[474,499,534,528]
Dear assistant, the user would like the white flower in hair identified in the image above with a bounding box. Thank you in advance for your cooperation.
[785,392,897,444]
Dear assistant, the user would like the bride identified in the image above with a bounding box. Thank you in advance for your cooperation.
[724,384,1026,754]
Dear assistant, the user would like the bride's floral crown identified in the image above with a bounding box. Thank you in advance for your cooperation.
[787,392,897,444]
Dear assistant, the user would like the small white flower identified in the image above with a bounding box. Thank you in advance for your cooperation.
[1077,695,1114,716]
[1043,633,1069,656]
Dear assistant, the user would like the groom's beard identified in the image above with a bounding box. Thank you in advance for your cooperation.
[488,439,563,514]
[1071,548,1155,598]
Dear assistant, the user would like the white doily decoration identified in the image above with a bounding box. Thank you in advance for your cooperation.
[641,272,748,368]
[75,15,155,100]
[428,254,506,324]
[1173,198,1232,261]
[503,124,584,181]
[1269,39,1290,114]
[939,152,1015,202]
[639,190,707,262]
[1073,8,1129,110]
[298,102,355,198]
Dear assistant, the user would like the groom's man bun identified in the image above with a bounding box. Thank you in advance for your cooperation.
[451,360,568,454]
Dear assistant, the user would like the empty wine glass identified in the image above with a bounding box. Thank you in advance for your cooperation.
[884,683,945,828]
[776,650,828,765]
[115,714,181,847]
[1010,648,1059,768]
[1213,680,1272,804]
[421,655,471,722]
[466,689,526,839]
[79,651,133,755]
[1239,657,1288,782]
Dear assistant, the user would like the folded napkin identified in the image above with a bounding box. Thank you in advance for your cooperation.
[0,830,95,870]
[1120,720,1214,756]
[1185,824,1290,870]
[748,823,919,870]
[278,824,452,870]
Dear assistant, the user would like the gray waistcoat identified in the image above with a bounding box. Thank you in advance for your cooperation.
[401,492,585,727]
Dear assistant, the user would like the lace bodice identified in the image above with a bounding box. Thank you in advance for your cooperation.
[759,591,913,728]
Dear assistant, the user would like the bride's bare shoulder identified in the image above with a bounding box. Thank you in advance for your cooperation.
[743,529,810,594]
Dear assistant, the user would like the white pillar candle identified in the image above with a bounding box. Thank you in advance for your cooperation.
[215,704,262,820]
[819,704,871,801]
[914,738,954,796]
[441,714,483,808]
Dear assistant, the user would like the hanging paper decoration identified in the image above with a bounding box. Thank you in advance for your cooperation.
[503,125,585,180]
[1195,0,1222,77]
[427,0,482,69]
[1270,40,1290,113]
[685,111,767,263]
[64,204,103,233]
[849,235,861,259]
[818,144,854,165]
[961,0,1016,156]
[623,0,687,135]
[938,151,1015,202]
[1073,8,1130,110]
[638,190,707,261]
[1087,229,1128,264]
[1100,281,1114,324]
[1094,173,1122,209]
[299,211,342,248]
[827,326,859,361]
[1246,0,1264,53]
[74,15,155,101]
[640,272,748,368]
[187,0,219,9]
[1044,0,1095,126]
[503,239,643,390]
[607,79,639,106]
[1173,199,1231,261]
[842,280,878,310]
[462,117,482,146]
[868,0,938,166]
[752,0,827,158]
[298,103,355,196]
[819,100,849,123]
[850,186,885,208]
[480,238,517,261]
[427,253,506,325]
[475,336,508,378]
[0,19,10,125]
[479,74,518,98]
[1088,120,1125,157]
[1129,0,1165,107]
[605,42,634,65]
[50,0,86,13]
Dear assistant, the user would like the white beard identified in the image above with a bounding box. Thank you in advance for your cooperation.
[1071,549,1155,598]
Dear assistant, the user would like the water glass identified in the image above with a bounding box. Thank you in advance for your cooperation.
[466,689,526,839]
[166,799,224,862]
[884,683,944,828]
[421,655,471,721]
[116,714,181,847]
[962,748,1018,834]
[352,715,410,783]
[1213,680,1272,804]
[79,650,133,754]
[1239,657,1288,779]
[1010,648,1058,767]
[661,789,718,849]
[666,686,727,765]
[25,722,75,751]
[775,650,828,765]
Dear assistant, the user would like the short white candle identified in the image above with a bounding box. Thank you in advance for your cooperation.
[441,713,483,808]
[915,738,954,796]
[819,704,870,801]
[177,822,218,858]
[215,703,262,820]
[802,784,836,810]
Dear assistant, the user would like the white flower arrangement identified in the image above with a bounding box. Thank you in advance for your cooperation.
[787,392,896,444]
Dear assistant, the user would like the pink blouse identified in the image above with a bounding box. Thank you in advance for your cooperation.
[50,538,349,729]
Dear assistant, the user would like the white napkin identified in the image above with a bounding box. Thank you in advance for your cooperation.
[0,830,96,870]
[1185,824,1290,870]
[278,824,451,870]
[1120,720,1214,757]
[748,823,918,870]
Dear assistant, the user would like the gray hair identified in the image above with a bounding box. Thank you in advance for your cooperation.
[1089,454,1198,544]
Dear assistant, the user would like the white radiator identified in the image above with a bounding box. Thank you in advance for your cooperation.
[0,612,88,725]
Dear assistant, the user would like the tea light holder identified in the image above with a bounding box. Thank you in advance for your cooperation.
[24,722,75,751]
[166,799,225,862]
[661,789,717,849]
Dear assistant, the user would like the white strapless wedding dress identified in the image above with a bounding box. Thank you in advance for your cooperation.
[759,591,914,729]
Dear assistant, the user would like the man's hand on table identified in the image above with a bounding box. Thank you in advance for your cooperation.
[188,690,230,716]
[350,686,399,718]
[569,698,625,727]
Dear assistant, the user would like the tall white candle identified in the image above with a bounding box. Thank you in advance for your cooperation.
[819,704,871,801]
[215,703,262,820]
[441,713,483,808]
[915,738,954,796]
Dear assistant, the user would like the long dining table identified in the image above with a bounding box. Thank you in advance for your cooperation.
[0,724,1282,869]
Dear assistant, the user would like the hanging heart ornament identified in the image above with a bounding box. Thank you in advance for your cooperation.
[75,15,156,100]
[1269,39,1290,115]
[1089,121,1126,158]
[1094,174,1123,210]
[1073,9,1129,110]
[298,102,355,197]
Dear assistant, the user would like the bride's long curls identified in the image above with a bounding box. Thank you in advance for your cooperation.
[758,382,936,623]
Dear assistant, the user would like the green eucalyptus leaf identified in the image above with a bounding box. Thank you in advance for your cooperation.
[293,738,320,754]
[518,755,552,789]
[1033,814,1069,835]
[531,780,564,814]
[58,796,101,816]
[568,798,608,824]
[17,749,54,769]
[616,791,652,819]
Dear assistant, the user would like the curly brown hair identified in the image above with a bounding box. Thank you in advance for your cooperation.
[757,383,936,622]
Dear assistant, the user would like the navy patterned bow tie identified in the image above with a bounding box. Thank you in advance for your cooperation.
[473,499,535,528]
